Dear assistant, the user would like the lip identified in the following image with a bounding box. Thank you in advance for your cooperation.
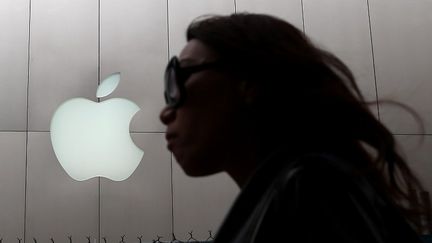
[165,132,177,140]
[167,140,176,151]
[165,132,178,151]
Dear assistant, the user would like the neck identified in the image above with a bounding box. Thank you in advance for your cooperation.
[224,141,279,188]
[225,157,258,188]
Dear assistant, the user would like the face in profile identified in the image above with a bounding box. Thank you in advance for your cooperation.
[160,39,247,177]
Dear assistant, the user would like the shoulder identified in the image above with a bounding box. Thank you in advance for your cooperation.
[273,152,376,211]
[274,153,358,193]
[217,153,422,242]
[254,154,372,240]
[262,153,422,242]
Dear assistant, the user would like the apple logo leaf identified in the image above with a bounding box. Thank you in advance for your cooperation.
[97,72,121,98]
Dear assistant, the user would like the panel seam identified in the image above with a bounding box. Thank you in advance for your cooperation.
[166,0,175,237]
[98,0,102,241]
[366,0,381,120]
[24,0,32,241]
[301,0,306,33]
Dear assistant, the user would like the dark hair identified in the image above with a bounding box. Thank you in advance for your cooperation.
[186,13,427,230]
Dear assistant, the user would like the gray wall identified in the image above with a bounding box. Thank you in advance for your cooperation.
[0,0,431,242]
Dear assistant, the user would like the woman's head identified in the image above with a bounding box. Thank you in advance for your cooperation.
[162,13,370,170]
[184,13,371,147]
[160,13,425,227]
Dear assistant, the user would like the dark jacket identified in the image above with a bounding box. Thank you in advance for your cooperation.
[214,150,422,243]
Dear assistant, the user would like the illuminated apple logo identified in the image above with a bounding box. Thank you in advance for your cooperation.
[50,72,144,181]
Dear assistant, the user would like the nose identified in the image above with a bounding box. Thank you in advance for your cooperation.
[159,106,176,125]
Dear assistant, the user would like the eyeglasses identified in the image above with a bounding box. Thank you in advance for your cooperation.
[164,56,222,108]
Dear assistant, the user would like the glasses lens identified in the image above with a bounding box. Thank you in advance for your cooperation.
[165,58,180,106]
[167,68,179,100]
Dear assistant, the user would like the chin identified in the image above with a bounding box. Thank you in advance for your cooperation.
[184,167,217,177]
[173,142,227,176]
[176,153,221,177]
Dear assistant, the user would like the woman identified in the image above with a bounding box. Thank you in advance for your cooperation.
[159,13,426,242]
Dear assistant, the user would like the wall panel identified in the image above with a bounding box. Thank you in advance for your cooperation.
[28,0,98,131]
[172,159,238,240]
[100,133,172,242]
[236,0,303,30]
[0,0,29,131]
[26,132,99,242]
[168,0,235,57]
[100,0,168,133]
[370,0,432,133]
[0,133,26,241]
[303,0,377,114]
[396,135,432,194]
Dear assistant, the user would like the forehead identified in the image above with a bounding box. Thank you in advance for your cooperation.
[179,39,218,63]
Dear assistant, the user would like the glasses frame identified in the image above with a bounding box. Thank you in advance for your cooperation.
[164,56,222,108]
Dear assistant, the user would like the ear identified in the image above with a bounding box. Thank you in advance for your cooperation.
[238,80,258,105]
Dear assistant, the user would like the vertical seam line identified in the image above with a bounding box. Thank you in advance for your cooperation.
[166,0,174,236]
[167,0,171,60]
[366,0,381,120]
[301,0,306,33]
[98,0,101,86]
[170,154,174,237]
[98,0,102,241]
[97,0,101,103]
[24,0,32,241]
